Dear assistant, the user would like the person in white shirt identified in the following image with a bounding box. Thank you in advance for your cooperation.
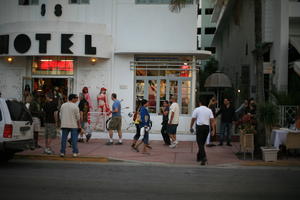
[168,96,180,148]
[190,98,216,165]
[59,94,81,158]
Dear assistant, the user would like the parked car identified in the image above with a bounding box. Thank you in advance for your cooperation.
[0,98,34,161]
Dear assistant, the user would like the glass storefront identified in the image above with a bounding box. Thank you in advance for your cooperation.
[133,56,193,114]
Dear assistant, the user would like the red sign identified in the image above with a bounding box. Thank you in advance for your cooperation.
[39,60,73,71]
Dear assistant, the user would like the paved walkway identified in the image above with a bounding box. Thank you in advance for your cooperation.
[16,132,300,167]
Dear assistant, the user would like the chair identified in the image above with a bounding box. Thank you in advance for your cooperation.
[285,132,300,158]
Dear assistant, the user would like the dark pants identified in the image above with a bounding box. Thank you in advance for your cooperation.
[220,122,232,144]
[161,124,171,145]
[196,125,210,162]
[133,124,141,141]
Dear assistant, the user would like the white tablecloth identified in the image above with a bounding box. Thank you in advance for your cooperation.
[271,128,299,148]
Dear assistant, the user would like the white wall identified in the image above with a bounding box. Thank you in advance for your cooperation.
[115,0,197,53]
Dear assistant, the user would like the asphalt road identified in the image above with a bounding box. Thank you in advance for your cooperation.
[0,160,300,200]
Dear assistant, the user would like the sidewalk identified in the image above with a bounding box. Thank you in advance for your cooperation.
[16,132,300,167]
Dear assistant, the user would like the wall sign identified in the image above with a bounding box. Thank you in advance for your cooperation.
[0,33,97,55]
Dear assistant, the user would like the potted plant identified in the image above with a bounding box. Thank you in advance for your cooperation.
[237,114,256,160]
[258,102,279,161]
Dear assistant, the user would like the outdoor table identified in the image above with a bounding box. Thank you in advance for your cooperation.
[271,128,299,148]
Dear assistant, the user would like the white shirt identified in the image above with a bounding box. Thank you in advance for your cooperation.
[169,102,180,124]
[60,102,80,128]
[192,106,214,126]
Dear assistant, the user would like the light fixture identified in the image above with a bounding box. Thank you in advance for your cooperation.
[7,57,13,63]
[237,89,241,93]
[90,58,97,64]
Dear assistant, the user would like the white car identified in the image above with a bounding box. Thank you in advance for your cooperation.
[0,98,34,161]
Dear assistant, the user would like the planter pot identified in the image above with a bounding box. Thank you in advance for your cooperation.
[260,147,279,162]
[240,133,254,160]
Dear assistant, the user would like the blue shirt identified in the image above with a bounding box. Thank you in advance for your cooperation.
[112,100,121,117]
[139,106,150,127]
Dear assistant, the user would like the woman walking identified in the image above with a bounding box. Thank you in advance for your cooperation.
[133,99,152,154]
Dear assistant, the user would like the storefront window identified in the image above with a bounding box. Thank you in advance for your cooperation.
[32,57,74,76]
[133,56,193,114]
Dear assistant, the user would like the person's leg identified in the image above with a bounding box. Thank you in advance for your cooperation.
[198,126,210,163]
[161,124,170,145]
[142,131,150,154]
[117,117,122,143]
[60,128,69,155]
[219,122,225,145]
[195,125,202,161]
[71,128,79,154]
[132,124,141,147]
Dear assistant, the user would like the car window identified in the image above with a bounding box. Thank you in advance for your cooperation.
[6,100,32,122]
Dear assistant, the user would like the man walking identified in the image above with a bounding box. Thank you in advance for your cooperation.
[216,98,236,146]
[168,96,180,148]
[43,93,58,154]
[106,93,123,145]
[190,98,215,165]
[60,94,81,157]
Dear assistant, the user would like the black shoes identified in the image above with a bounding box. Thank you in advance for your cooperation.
[86,134,92,142]
[218,143,223,146]
[227,143,232,146]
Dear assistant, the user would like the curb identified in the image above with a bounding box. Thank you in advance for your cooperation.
[14,154,119,163]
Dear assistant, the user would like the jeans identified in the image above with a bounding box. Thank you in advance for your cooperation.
[196,125,210,161]
[220,122,232,144]
[60,128,79,154]
[161,124,171,145]
[133,124,141,141]
[142,129,149,145]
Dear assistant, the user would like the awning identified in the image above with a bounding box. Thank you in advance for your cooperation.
[290,35,300,54]
[204,71,232,88]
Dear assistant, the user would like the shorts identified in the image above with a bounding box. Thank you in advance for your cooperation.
[44,123,57,139]
[108,116,122,131]
[167,124,178,135]
[32,117,41,132]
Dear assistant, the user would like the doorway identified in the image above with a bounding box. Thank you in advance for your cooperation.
[32,77,73,103]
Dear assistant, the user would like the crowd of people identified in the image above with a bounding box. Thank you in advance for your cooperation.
[17,83,263,163]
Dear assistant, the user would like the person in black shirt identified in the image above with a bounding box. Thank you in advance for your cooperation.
[78,93,92,142]
[161,100,171,145]
[216,98,236,146]
[43,93,58,154]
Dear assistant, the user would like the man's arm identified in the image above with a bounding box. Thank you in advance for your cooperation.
[210,118,216,136]
[190,118,196,129]
[168,111,174,124]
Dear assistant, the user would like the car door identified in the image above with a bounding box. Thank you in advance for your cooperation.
[5,100,33,141]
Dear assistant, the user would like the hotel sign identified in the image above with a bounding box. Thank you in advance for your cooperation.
[0,32,112,58]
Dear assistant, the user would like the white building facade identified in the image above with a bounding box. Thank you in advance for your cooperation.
[211,0,300,100]
[0,0,211,133]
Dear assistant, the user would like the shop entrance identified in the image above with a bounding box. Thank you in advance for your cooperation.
[32,77,73,103]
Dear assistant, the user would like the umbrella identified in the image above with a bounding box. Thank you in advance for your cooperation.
[204,71,232,107]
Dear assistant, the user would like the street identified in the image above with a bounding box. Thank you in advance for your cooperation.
[0,160,300,200]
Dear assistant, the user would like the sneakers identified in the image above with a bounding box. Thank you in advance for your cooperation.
[60,153,65,157]
[86,133,92,142]
[72,153,79,158]
[115,141,123,145]
[106,141,113,145]
[44,148,54,155]
[169,141,178,148]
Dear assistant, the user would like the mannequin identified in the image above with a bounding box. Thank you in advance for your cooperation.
[97,87,110,114]
[82,86,93,111]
